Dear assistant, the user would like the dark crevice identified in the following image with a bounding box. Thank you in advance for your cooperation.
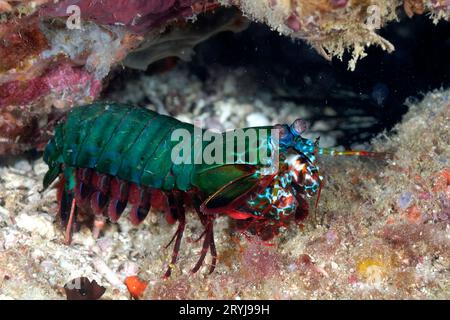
[105,14,450,148]
[188,15,450,147]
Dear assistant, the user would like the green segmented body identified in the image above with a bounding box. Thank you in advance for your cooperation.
[44,103,274,196]
[45,103,193,191]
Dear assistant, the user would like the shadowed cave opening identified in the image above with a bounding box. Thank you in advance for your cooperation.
[103,13,450,149]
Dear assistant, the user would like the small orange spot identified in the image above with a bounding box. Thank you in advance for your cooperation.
[350,176,360,185]
[386,216,395,225]
[406,205,422,223]
[124,276,148,299]
[444,170,450,183]
[432,169,450,192]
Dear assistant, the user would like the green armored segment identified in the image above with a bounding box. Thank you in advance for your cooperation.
[191,127,275,195]
[44,103,201,192]
[62,103,109,166]
[94,106,153,178]
[44,102,278,194]
[138,116,192,189]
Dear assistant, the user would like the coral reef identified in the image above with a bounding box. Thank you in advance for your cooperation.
[222,0,449,68]
[0,66,448,298]
[0,1,448,300]
[0,0,447,154]
[0,1,245,154]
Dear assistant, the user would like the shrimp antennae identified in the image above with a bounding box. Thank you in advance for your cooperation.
[316,147,389,159]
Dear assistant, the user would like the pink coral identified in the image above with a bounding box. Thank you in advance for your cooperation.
[0,63,101,108]
[240,241,282,281]
[40,0,198,33]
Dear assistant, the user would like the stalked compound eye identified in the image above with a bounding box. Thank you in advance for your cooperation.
[290,119,308,136]
[274,124,294,147]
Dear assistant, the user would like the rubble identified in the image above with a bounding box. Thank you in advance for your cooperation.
[0,82,448,299]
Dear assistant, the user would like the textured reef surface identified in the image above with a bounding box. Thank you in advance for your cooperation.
[0,0,448,300]
[0,0,448,154]
[0,73,448,298]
